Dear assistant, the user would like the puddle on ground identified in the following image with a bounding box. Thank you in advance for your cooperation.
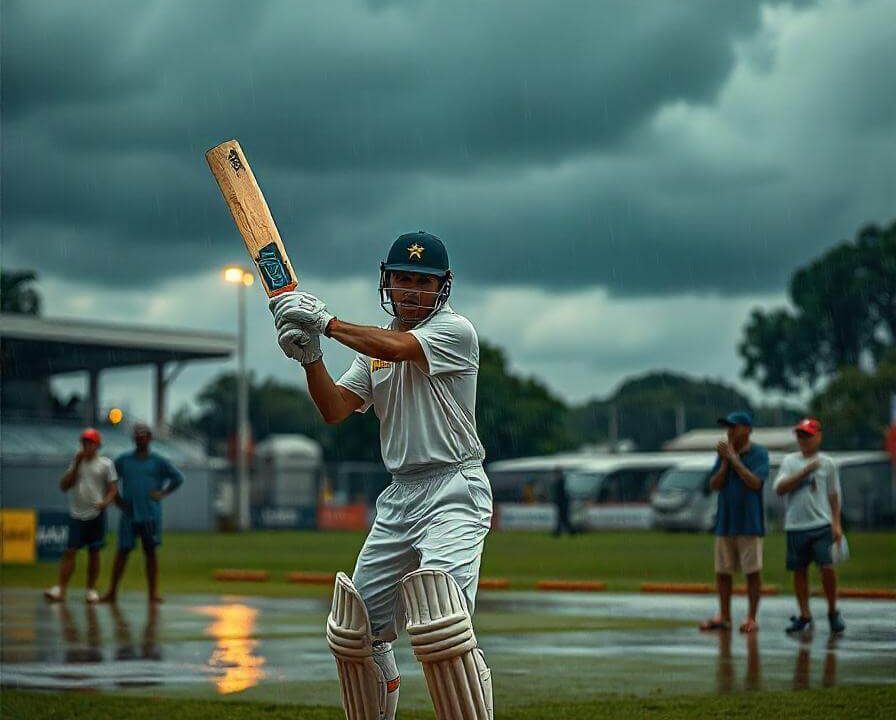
[2,588,894,708]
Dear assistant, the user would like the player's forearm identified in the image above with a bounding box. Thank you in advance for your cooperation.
[327,319,419,362]
[101,484,118,505]
[730,457,762,489]
[775,471,805,495]
[775,463,816,495]
[164,477,184,495]
[304,359,355,424]
[829,494,842,527]
[60,468,78,491]
[708,462,728,490]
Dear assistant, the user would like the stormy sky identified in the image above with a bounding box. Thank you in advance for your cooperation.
[2,0,895,421]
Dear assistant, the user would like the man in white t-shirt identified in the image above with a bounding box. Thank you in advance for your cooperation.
[269,232,493,720]
[773,418,845,635]
[44,428,117,603]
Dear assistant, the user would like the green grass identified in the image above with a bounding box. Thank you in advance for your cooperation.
[4,686,896,720]
[2,530,894,597]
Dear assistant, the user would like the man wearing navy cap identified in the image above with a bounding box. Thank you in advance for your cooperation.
[700,411,769,633]
[269,232,493,719]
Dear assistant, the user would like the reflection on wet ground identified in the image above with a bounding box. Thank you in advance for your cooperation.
[196,603,265,694]
[1,588,894,707]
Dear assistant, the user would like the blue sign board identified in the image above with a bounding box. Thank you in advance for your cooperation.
[37,511,70,560]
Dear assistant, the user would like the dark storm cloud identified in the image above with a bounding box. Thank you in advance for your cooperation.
[5,1,760,166]
[2,0,893,295]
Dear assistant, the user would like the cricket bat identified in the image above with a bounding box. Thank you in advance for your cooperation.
[205,139,298,297]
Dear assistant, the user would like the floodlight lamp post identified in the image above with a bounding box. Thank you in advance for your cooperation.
[224,266,254,531]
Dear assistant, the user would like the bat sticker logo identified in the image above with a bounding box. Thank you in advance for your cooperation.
[227,148,245,173]
[256,242,292,291]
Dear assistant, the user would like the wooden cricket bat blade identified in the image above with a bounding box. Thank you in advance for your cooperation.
[205,139,298,297]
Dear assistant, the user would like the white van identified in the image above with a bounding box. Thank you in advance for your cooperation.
[565,454,697,530]
[652,451,893,532]
[650,454,720,532]
[487,453,691,531]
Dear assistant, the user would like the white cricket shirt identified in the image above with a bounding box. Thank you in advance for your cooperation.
[336,304,486,475]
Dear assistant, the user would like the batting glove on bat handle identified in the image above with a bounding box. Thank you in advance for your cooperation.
[269,291,334,336]
[277,326,322,366]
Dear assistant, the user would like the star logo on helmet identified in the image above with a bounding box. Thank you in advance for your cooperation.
[407,243,425,260]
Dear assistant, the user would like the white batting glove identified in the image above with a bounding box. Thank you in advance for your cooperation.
[277,325,323,366]
[269,291,335,336]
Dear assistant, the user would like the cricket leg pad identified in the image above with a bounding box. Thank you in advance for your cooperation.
[326,572,400,720]
[400,568,493,720]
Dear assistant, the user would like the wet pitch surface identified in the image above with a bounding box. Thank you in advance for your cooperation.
[2,588,894,708]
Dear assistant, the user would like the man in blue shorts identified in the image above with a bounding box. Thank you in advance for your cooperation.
[44,428,117,603]
[774,418,845,635]
[99,423,184,604]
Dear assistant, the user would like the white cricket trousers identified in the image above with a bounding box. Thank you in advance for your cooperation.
[351,459,493,642]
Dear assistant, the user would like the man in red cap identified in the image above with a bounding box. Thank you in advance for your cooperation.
[44,428,118,603]
[773,418,845,634]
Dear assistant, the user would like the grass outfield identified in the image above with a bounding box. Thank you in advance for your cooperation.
[2,530,894,597]
[4,686,896,720]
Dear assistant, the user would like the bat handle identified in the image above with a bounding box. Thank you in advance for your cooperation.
[267,282,298,298]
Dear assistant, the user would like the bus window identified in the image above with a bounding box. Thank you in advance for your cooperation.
[597,475,622,503]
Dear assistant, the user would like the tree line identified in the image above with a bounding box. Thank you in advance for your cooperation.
[3,219,893,457]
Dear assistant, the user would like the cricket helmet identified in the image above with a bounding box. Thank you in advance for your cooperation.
[379,231,452,323]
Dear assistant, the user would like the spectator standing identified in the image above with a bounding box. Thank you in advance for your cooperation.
[44,428,117,603]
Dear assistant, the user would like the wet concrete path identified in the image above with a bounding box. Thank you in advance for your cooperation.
[2,588,894,708]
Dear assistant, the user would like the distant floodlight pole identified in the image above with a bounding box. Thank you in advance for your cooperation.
[224,266,254,531]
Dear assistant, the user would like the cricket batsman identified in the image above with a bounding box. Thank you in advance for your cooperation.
[270,231,493,719]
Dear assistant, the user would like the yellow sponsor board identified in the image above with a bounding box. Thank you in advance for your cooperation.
[1,509,37,564]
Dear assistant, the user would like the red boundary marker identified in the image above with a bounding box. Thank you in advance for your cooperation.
[536,580,606,592]
[286,571,337,585]
[812,587,896,600]
[478,578,510,590]
[838,588,896,600]
[213,569,270,582]
[641,582,713,594]
[734,584,779,596]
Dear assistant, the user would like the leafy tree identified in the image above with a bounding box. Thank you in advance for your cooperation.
[569,371,758,451]
[1,270,41,315]
[173,372,330,454]
[810,350,896,450]
[739,309,820,393]
[739,220,896,392]
[476,341,573,460]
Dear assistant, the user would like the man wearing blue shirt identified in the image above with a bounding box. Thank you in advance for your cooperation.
[99,423,184,604]
[700,411,769,634]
